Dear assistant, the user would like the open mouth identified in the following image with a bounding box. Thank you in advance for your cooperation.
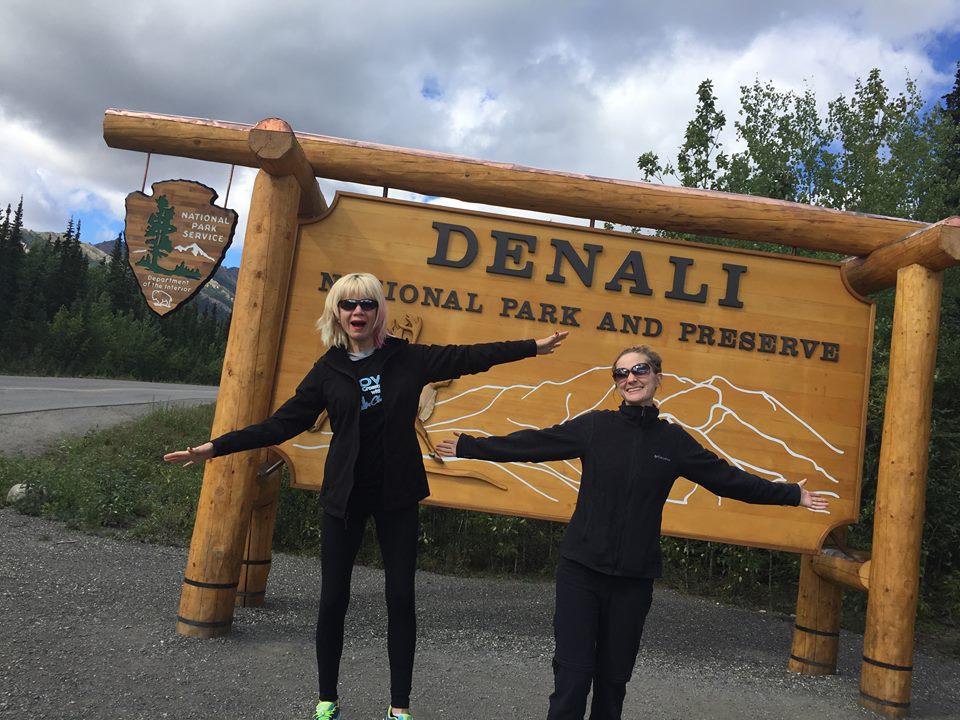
[350,319,367,331]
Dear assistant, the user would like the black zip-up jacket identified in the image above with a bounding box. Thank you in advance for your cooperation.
[456,403,801,578]
[211,336,537,517]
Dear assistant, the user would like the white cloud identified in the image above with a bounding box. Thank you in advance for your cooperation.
[1,0,959,259]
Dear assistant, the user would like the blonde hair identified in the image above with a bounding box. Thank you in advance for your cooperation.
[316,273,389,349]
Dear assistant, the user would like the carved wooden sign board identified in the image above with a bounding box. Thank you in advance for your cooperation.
[271,192,873,553]
[124,180,237,316]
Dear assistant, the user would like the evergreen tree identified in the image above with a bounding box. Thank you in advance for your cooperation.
[45,216,87,316]
[4,239,52,365]
[43,219,71,317]
[936,62,960,216]
[0,201,23,328]
[0,205,229,383]
[0,204,10,247]
[105,232,139,313]
[65,218,88,307]
[10,197,24,248]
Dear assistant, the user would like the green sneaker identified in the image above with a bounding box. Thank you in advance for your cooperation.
[384,707,413,720]
[314,700,340,720]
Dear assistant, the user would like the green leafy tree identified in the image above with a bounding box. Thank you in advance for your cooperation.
[724,81,829,204]
[637,79,728,189]
[635,68,960,633]
[820,70,931,216]
[42,305,89,374]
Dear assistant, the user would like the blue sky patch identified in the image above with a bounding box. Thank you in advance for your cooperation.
[421,76,444,100]
[926,30,960,75]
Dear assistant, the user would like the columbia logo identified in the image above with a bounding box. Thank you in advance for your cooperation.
[653,454,671,462]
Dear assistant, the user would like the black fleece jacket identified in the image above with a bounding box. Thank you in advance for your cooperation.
[456,403,801,578]
[211,336,538,518]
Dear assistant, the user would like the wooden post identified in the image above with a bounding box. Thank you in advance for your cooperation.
[236,452,284,607]
[249,118,327,220]
[859,264,943,715]
[175,169,300,637]
[789,553,843,675]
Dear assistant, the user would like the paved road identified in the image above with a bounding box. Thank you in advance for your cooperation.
[0,375,217,455]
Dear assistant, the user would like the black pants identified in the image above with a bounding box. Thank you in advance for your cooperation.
[547,556,654,720]
[316,504,419,708]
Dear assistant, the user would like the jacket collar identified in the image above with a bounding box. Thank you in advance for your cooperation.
[322,335,407,372]
[618,402,660,426]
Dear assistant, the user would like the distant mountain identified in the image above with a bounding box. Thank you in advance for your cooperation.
[22,228,110,264]
[21,231,236,315]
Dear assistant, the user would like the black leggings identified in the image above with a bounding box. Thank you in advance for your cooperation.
[547,556,654,720]
[316,504,419,708]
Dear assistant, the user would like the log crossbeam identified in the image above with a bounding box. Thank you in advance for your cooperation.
[844,217,960,295]
[103,109,926,255]
[811,552,871,592]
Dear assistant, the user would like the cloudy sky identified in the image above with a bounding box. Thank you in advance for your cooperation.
[2,0,960,266]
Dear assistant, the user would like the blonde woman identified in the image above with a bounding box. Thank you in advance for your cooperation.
[164,272,567,720]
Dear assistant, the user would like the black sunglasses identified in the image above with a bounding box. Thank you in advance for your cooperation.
[612,362,655,380]
[338,298,379,312]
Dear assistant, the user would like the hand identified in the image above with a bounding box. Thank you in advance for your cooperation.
[797,479,829,511]
[535,330,569,355]
[435,432,462,458]
[163,442,215,468]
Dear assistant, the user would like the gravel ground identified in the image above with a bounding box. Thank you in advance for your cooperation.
[2,508,958,720]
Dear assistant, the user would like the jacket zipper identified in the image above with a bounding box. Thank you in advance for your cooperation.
[615,405,649,572]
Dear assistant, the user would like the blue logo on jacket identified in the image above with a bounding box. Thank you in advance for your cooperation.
[359,374,382,411]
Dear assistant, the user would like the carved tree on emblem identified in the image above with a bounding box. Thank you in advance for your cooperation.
[140,195,176,272]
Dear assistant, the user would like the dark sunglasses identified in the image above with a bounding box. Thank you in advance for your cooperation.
[338,298,379,312]
[612,362,655,381]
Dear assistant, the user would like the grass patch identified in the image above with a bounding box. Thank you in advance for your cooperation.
[0,403,214,544]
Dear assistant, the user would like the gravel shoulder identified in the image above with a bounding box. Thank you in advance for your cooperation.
[0,402,211,457]
[2,508,958,720]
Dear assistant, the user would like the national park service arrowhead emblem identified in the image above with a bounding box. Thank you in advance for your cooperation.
[124,180,238,316]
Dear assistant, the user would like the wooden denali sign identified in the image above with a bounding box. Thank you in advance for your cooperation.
[270,193,873,554]
[124,180,237,316]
